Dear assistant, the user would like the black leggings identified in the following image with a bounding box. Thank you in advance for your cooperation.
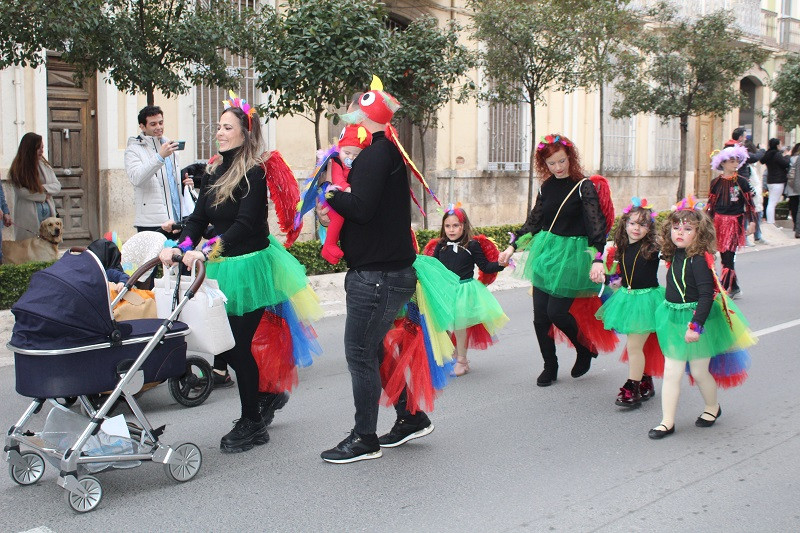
[720,251,738,291]
[222,309,263,421]
[532,287,593,364]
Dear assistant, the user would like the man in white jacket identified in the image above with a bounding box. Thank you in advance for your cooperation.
[125,106,189,235]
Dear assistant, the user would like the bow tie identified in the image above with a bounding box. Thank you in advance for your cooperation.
[446,241,460,253]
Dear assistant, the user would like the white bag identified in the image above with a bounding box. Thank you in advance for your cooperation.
[182,185,197,215]
[154,264,235,356]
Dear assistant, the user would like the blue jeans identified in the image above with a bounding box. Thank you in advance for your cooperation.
[343,267,417,436]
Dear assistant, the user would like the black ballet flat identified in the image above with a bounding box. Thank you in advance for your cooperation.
[695,405,722,427]
[648,424,675,440]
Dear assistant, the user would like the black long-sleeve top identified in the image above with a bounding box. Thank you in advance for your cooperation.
[617,240,659,290]
[327,130,415,271]
[707,175,756,218]
[433,238,505,281]
[180,147,269,257]
[665,249,714,325]
[512,176,606,253]
[760,149,790,184]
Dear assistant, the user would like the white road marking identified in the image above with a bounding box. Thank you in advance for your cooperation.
[752,318,800,337]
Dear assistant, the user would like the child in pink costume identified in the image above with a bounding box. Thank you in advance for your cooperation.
[321,124,372,264]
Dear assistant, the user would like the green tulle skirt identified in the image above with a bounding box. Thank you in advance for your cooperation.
[596,286,665,334]
[205,235,321,319]
[453,279,509,334]
[515,231,601,298]
[654,298,756,361]
[412,254,460,333]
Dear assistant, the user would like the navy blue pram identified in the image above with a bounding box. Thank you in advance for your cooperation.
[5,249,204,512]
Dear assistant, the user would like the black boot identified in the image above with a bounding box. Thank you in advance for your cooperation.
[220,417,269,453]
[571,347,596,378]
[536,358,558,387]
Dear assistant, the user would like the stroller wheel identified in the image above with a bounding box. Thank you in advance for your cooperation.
[168,356,213,408]
[9,451,45,485]
[65,475,103,513]
[164,442,202,482]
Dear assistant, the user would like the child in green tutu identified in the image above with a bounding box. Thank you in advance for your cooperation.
[596,198,665,408]
[423,204,508,376]
[649,201,754,439]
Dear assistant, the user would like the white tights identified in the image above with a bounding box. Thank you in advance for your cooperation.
[626,333,648,381]
[658,357,718,430]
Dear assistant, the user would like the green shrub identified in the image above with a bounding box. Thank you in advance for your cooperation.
[0,261,54,310]
[286,240,349,276]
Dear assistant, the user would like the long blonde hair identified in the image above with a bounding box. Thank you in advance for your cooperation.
[206,107,265,207]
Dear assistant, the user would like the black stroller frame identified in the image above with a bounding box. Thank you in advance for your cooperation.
[5,250,205,512]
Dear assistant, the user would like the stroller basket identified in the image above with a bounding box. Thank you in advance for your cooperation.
[5,249,205,513]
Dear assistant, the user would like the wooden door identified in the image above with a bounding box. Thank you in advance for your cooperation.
[695,115,714,199]
[46,56,99,244]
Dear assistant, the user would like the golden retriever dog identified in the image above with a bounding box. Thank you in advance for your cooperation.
[2,217,63,265]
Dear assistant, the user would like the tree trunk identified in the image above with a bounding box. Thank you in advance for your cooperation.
[677,114,689,201]
[314,109,322,151]
[527,102,537,214]
[147,88,155,107]
[598,83,605,175]
[418,124,428,229]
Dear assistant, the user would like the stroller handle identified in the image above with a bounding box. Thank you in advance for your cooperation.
[127,256,206,295]
[70,246,206,295]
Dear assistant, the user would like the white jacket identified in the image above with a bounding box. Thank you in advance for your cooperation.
[124,134,182,227]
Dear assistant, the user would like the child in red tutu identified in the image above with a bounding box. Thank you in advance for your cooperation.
[707,146,756,298]
[596,198,664,408]
[423,204,508,376]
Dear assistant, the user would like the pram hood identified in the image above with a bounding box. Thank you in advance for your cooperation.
[10,251,132,351]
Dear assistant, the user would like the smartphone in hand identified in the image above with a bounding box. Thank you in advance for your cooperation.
[175,141,186,150]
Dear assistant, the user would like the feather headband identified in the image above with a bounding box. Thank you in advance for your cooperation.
[223,90,256,130]
[623,196,656,219]
[536,134,572,151]
[445,202,465,222]
[672,195,705,212]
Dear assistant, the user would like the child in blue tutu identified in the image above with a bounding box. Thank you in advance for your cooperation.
[596,198,664,408]
[423,204,508,376]
[649,199,755,440]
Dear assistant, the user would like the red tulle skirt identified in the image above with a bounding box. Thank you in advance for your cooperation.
[551,296,620,354]
[714,213,745,253]
[619,332,665,377]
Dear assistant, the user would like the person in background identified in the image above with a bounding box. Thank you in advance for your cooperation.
[785,143,800,239]
[759,138,790,225]
[0,181,13,263]
[125,105,192,236]
[743,138,766,244]
[7,132,61,240]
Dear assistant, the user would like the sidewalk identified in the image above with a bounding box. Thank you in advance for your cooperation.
[2,224,796,368]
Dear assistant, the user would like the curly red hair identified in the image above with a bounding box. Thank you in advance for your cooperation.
[534,134,583,182]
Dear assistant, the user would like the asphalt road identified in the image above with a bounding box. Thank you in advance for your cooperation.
[2,245,799,532]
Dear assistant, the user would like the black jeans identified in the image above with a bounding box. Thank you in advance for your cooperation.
[532,287,593,366]
[343,267,417,436]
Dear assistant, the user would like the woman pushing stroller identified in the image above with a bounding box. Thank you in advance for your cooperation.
[159,95,320,453]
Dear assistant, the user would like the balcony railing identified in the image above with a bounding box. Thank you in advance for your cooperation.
[632,0,763,37]
[762,9,778,43]
[779,17,800,52]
